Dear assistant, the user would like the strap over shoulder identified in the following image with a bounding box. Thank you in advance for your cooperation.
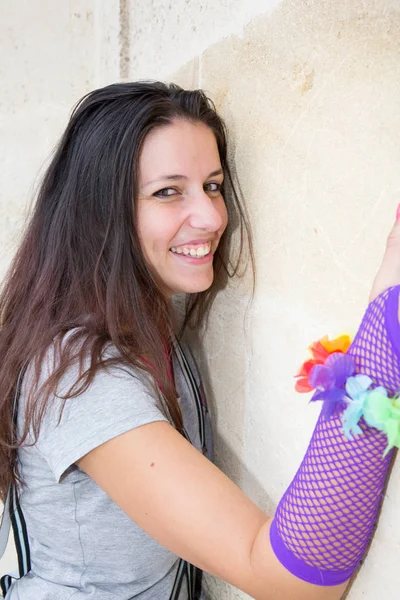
[0,367,31,597]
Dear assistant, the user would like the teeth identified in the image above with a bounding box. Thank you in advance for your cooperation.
[170,243,211,258]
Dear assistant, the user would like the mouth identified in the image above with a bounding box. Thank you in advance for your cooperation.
[169,241,212,259]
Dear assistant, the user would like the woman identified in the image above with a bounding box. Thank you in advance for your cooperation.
[0,81,398,600]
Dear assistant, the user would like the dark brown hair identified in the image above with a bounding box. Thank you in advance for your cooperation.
[0,81,254,499]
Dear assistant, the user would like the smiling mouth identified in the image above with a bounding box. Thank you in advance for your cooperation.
[169,242,212,258]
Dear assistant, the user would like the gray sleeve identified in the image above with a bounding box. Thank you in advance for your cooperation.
[35,364,169,482]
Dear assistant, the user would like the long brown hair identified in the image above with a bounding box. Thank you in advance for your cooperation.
[0,81,254,499]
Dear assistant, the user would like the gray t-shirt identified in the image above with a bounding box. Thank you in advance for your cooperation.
[7,340,212,599]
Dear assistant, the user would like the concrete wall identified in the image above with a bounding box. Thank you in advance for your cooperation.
[1,1,400,598]
[0,0,121,282]
[128,1,400,598]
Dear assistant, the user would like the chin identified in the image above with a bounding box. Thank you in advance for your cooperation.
[174,277,214,295]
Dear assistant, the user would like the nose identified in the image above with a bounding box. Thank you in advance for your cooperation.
[187,189,227,233]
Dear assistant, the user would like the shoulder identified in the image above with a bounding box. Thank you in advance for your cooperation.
[23,328,154,396]
[20,331,169,482]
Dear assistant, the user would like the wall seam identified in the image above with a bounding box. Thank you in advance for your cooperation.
[119,0,130,80]
[198,53,202,88]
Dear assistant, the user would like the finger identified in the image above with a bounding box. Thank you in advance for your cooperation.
[369,204,400,302]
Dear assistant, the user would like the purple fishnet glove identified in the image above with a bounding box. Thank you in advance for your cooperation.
[270,286,400,586]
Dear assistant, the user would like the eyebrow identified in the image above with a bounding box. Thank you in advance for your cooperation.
[143,168,224,188]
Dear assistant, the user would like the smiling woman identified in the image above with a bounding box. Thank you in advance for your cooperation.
[136,120,228,297]
[0,81,398,600]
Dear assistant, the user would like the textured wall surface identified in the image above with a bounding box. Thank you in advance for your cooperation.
[127,0,281,79]
[1,1,400,598]
[0,0,121,282]
[194,2,400,598]
[129,1,400,598]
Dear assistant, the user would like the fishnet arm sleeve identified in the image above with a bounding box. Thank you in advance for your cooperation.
[269,286,400,586]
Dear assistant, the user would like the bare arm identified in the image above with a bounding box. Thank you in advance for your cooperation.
[78,421,347,600]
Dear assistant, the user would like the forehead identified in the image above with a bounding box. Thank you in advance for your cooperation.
[138,120,221,181]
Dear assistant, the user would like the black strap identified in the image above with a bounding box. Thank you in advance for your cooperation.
[10,486,31,579]
[0,575,12,598]
[169,559,202,600]
[170,558,186,600]
[173,340,205,450]
[168,340,207,600]
[1,367,31,597]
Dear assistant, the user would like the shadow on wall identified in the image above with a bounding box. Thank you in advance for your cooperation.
[173,1,400,598]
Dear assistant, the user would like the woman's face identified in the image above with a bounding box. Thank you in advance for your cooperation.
[136,119,228,298]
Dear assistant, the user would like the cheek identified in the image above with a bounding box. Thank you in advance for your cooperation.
[137,205,181,255]
[219,199,229,234]
[136,204,158,259]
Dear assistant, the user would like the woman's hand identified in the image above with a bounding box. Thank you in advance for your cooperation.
[369,205,400,302]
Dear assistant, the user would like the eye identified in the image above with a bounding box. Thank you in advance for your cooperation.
[153,187,180,198]
[204,182,222,194]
